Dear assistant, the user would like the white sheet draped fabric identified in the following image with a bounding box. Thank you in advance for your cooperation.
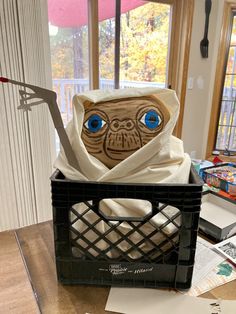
[55,87,191,259]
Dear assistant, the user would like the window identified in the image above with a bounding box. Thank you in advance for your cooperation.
[99,1,171,89]
[47,0,193,137]
[207,3,236,157]
[216,14,236,152]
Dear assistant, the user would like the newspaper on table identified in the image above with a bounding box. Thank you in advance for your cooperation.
[185,237,236,296]
[185,260,236,297]
[191,237,224,286]
[214,235,236,265]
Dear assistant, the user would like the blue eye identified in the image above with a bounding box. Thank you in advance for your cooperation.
[84,114,106,133]
[140,110,162,129]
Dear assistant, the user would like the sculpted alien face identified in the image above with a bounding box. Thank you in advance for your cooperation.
[81,96,170,168]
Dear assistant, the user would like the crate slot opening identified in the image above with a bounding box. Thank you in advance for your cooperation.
[69,201,182,263]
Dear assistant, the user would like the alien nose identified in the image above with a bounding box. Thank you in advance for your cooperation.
[111,119,135,131]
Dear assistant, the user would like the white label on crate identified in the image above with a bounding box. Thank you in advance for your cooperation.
[99,264,154,276]
[134,267,153,274]
[107,264,127,275]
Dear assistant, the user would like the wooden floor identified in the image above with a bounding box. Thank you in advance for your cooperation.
[1,221,236,314]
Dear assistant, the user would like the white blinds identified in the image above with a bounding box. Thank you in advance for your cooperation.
[0,0,56,231]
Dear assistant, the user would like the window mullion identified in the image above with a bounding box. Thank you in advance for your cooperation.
[114,0,121,89]
[88,0,99,89]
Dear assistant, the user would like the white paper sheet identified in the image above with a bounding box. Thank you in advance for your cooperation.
[214,235,236,264]
[191,237,224,286]
[105,288,236,314]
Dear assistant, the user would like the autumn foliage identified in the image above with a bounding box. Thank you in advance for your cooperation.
[50,2,170,85]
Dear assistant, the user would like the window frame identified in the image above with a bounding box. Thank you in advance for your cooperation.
[88,0,194,137]
[206,1,236,159]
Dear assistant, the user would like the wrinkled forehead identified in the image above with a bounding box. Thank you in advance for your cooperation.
[82,96,169,119]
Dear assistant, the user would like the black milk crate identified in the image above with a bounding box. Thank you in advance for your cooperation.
[51,165,203,289]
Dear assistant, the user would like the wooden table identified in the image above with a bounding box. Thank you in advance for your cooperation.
[1,222,236,313]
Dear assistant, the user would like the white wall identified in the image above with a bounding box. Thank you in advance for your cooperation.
[182,0,225,159]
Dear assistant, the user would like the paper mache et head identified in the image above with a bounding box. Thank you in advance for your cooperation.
[81,96,170,168]
[0,77,172,171]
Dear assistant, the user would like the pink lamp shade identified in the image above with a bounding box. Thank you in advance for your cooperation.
[48,0,145,28]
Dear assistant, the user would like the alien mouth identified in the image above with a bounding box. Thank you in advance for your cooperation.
[106,147,140,154]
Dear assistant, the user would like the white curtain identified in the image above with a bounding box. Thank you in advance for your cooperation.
[0,0,55,231]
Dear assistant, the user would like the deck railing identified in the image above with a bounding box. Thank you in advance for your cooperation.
[53,78,165,124]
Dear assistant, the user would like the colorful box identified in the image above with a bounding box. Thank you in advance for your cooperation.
[202,163,236,196]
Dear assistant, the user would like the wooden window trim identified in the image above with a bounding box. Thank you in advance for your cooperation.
[171,0,195,137]
[148,0,195,138]
[114,0,121,89]
[88,0,99,89]
[206,1,236,160]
